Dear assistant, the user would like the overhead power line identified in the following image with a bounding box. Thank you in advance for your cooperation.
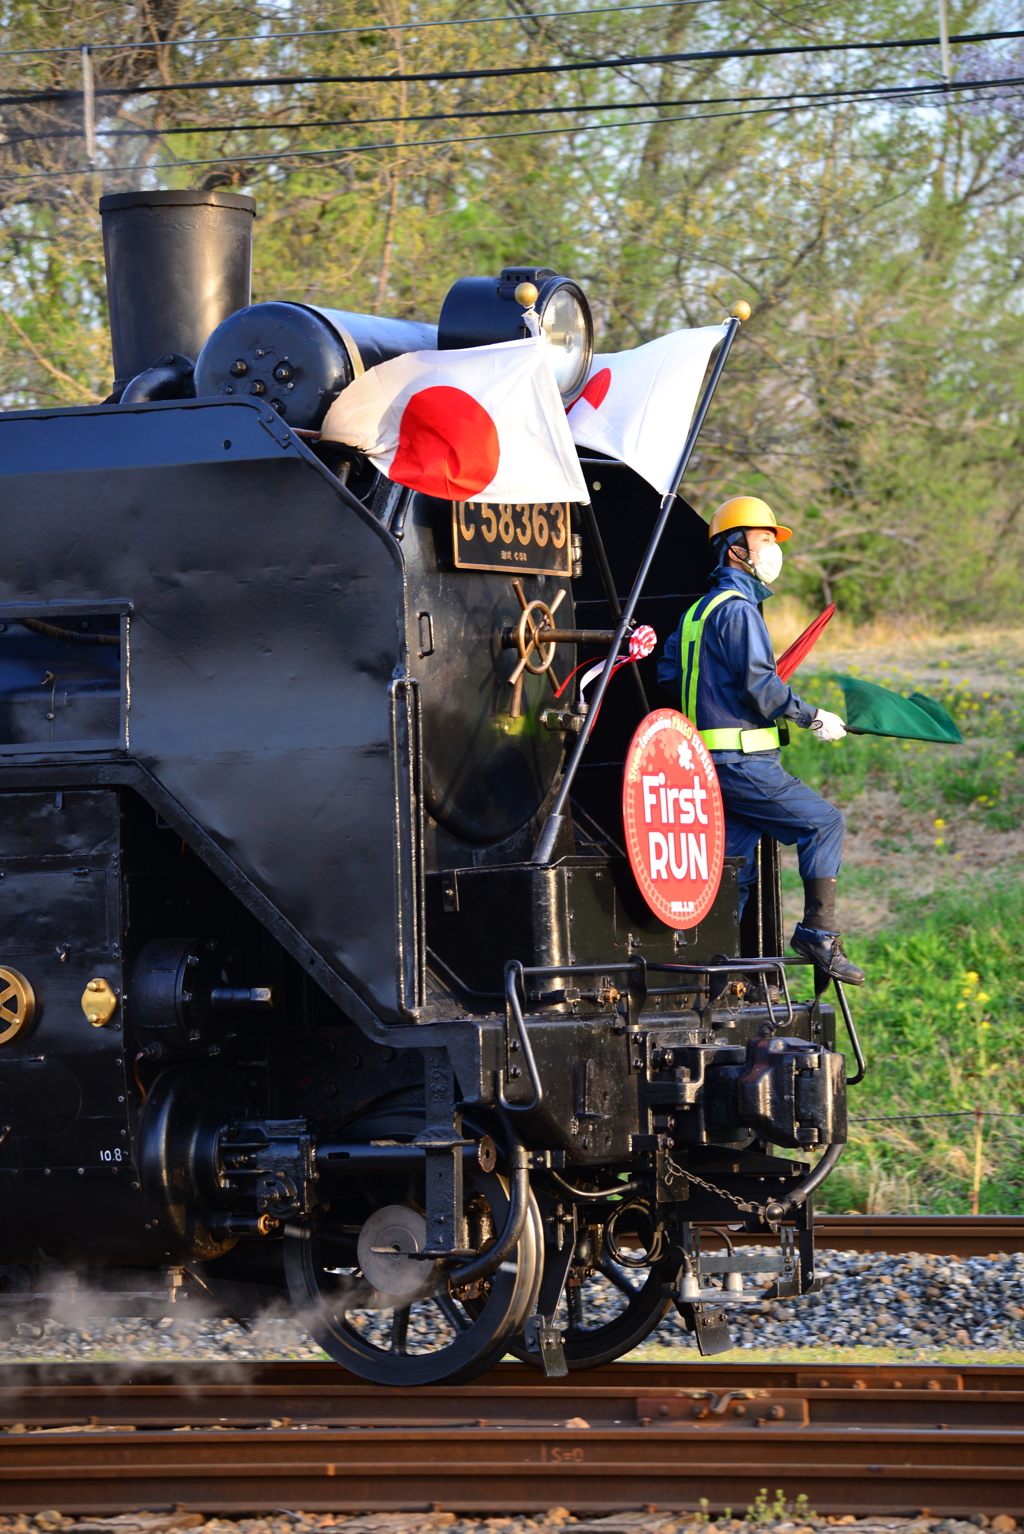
[0,26,1021,108]
[4,72,1022,147]
[0,0,718,60]
[852,1111,1024,1121]
[2,72,1020,181]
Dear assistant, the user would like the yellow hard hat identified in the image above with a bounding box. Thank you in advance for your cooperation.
[708,495,792,543]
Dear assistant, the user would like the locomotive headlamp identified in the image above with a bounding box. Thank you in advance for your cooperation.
[538,284,591,397]
[438,265,594,404]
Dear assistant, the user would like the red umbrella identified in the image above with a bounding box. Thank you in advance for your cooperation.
[776,602,835,683]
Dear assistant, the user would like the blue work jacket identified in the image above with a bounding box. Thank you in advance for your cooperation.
[657,568,816,735]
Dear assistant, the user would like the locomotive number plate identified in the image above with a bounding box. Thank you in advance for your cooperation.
[452,501,573,577]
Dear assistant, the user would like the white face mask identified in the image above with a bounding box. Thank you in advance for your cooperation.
[749,541,783,584]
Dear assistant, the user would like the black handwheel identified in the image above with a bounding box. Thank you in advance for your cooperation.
[284,1169,543,1387]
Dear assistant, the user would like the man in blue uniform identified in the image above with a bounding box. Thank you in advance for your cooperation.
[658,496,863,986]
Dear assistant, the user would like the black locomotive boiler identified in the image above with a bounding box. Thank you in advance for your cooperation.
[0,190,851,1385]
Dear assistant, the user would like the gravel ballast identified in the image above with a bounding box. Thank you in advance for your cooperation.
[0,1250,1022,1361]
[0,1509,1019,1533]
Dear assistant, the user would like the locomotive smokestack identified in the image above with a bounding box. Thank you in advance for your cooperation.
[100,189,256,396]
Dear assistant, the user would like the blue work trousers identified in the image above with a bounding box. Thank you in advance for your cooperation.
[712,751,845,901]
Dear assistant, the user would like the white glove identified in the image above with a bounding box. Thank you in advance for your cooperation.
[811,708,847,743]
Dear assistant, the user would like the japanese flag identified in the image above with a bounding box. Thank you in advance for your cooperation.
[320,336,589,504]
[566,325,727,495]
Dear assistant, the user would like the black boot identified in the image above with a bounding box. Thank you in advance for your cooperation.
[790,924,865,986]
[802,876,838,931]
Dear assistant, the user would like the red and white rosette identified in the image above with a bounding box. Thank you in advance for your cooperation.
[628,624,657,661]
[556,622,659,710]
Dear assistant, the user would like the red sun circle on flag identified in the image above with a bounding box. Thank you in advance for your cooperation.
[566,367,611,414]
[622,708,725,929]
[391,385,500,500]
[580,367,611,410]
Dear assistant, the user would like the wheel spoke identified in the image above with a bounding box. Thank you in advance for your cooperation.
[433,1287,471,1333]
[390,1306,411,1354]
[597,1256,642,1298]
[565,1282,585,1331]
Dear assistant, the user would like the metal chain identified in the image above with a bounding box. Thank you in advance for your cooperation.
[663,1157,763,1216]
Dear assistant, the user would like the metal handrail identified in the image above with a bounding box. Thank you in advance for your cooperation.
[833,978,866,1085]
[503,952,807,1037]
[499,961,545,1112]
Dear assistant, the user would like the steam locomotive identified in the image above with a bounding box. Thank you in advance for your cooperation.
[0,189,849,1385]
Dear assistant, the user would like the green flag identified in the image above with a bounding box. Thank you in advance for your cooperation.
[831,675,963,744]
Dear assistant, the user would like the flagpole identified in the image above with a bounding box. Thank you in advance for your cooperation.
[531,300,750,867]
[577,495,650,717]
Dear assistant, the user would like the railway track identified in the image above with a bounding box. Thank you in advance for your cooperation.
[646,1215,1024,1259]
[0,1361,1021,1519]
[806,1216,1024,1258]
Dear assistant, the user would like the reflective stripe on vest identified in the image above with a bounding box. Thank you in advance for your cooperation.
[679,589,742,723]
[679,589,780,753]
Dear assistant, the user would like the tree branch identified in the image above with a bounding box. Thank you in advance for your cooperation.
[0,308,102,403]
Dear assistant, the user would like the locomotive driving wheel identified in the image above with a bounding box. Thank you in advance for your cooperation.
[285,1176,542,1386]
[283,1111,543,1386]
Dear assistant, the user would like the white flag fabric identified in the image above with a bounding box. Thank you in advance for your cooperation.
[566,325,727,495]
[320,336,589,505]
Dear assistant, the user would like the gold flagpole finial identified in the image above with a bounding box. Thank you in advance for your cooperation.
[730,300,751,321]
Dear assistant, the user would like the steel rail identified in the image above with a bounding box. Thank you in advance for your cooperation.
[1,1220,1014,1331]
[699,1215,1024,1258]
[813,1214,1024,1257]
[0,1361,1022,1518]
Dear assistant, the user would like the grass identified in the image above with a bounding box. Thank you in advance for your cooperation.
[760,630,1024,1214]
[780,671,1024,832]
[810,879,1024,1214]
[632,1341,1024,1364]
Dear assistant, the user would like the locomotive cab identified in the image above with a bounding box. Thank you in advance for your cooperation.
[0,190,850,1383]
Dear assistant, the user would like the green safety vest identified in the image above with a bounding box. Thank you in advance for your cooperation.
[679,589,780,754]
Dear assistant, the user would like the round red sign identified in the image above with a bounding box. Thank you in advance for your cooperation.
[622,708,726,930]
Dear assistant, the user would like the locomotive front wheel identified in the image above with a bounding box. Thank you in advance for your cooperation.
[283,1171,543,1387]
[510,1254,673,1371]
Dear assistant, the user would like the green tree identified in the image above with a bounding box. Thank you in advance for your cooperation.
[1,0,1024,627]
